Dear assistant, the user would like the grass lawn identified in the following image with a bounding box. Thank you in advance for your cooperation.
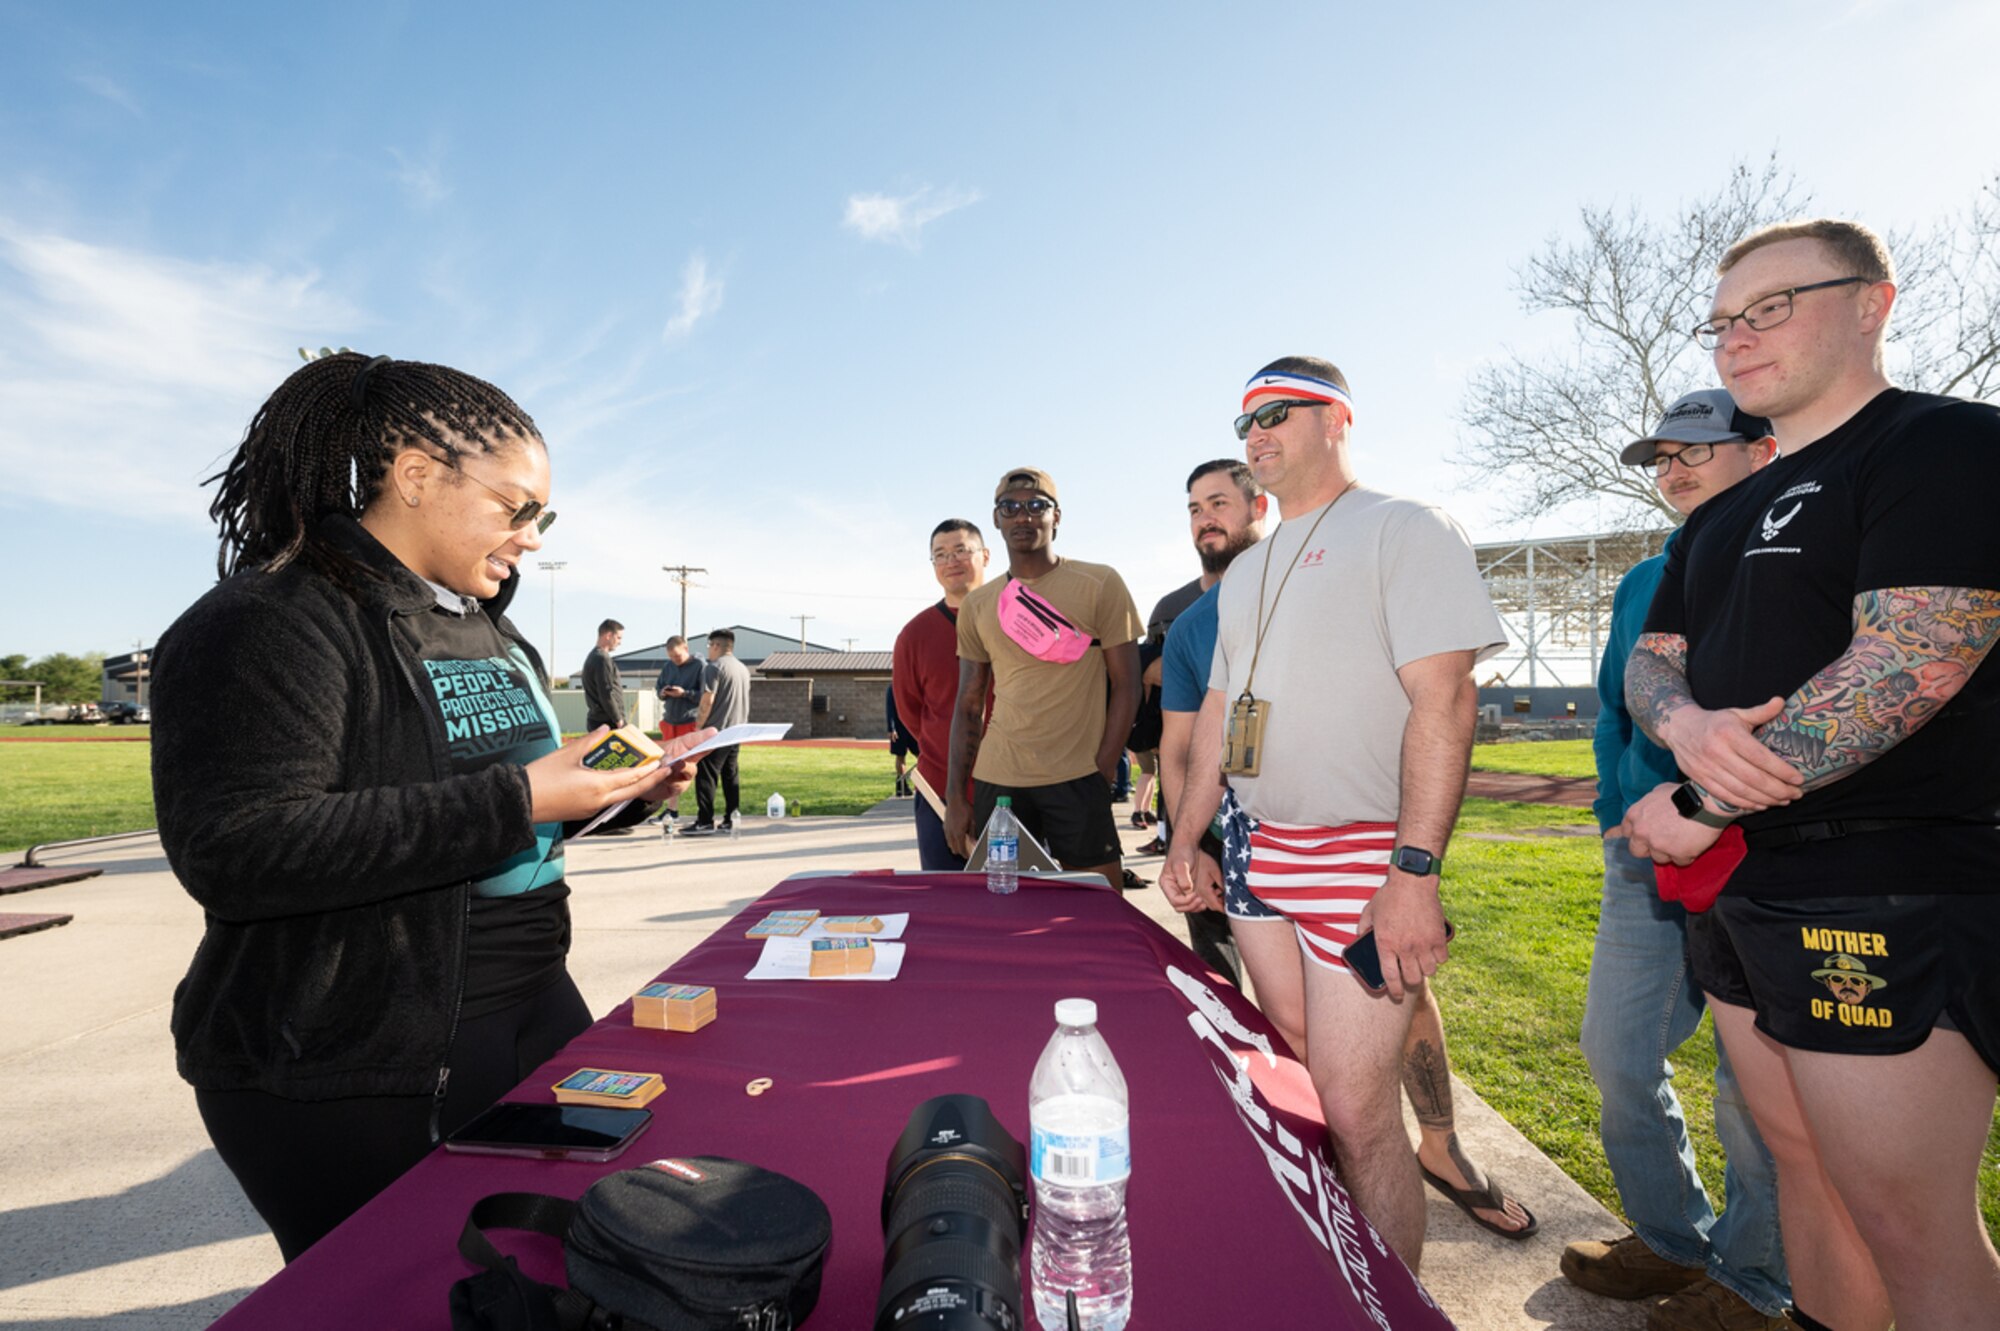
[1471,737,1595,779]
[0,731,157,852]
[735,746,896,817]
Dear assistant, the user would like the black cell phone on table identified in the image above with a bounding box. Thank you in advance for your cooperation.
[444,1102,652,1163]
[1345,921,1456,992]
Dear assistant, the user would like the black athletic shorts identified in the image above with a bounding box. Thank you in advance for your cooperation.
[973,774,1121,869]
[1685,892,2000,1074]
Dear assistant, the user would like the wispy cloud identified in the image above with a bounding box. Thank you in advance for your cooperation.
[71,72,141,115]
[842,185,982,249]
[662,253,724,340]
[0,220,362,520]
[387,145,449,208]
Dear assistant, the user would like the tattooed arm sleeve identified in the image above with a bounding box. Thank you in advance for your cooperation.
[1625,632,1694,748]
[1758,586,2000,793]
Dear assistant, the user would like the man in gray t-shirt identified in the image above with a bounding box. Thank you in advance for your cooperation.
[1164,355,1525,1270]
[688,629,752,832]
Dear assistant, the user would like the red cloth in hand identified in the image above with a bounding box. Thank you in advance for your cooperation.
[1654,824,1746,913]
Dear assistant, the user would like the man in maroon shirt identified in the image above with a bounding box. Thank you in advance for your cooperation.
[893,520,991,869]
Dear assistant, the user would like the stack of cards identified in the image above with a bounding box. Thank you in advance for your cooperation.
[745,910,819,939]
[552,1067,665,1108]
[582,726,664,771]
[632,982,717,1032]
[808,936,876,977]
[820,915,884,934]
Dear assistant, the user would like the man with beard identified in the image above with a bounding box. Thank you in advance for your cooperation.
[893,519,991,870]
[946,468,1144,891]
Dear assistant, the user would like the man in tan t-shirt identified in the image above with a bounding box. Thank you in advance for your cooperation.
[945,467,1144,889]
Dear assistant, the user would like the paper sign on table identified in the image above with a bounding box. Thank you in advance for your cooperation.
[746,936,906,981]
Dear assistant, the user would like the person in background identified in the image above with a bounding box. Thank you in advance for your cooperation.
[946,469,1143,890]
[581,618,625,732]
[648,634,705,827]
[893,519,992,870]
[1565,390,1789,1331]
[151,353,703,1261]
[689,628,751,834]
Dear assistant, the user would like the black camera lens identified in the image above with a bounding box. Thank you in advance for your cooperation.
[875,1094,1029,1330]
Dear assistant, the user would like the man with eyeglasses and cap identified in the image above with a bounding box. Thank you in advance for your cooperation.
[1164,357,1529,1272]
[1621,219,2000,1330]
[1564,390,1791,1331]
[894,519,992,870]
[945,469,1144,891]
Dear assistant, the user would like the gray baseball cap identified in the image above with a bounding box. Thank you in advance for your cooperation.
[1619,389,1773,466]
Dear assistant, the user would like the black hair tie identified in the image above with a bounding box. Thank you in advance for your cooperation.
[349,355,391,408]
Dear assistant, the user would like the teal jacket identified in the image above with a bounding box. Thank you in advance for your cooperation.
[1592,531,1681,831]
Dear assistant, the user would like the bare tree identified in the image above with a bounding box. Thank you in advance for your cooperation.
[1455,157,2000,527]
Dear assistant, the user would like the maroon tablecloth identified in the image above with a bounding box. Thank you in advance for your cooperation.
[213,872,1453,1329]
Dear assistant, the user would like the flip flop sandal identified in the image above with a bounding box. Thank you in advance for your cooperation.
[1418,1163,1539,1241]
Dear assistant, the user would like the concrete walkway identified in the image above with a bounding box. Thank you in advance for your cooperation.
[0,803,1645,1330]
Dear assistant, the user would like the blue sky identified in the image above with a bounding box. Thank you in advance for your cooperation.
[4,1,1998,668]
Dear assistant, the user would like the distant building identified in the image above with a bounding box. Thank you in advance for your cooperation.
[101,648,156,707]
[756,651,893,740]
[614,625,836,677]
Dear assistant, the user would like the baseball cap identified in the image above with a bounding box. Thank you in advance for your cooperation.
[1620,390,1773,466]
[994,468,1059,503]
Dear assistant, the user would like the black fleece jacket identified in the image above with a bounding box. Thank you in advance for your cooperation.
[154,517,544,1100]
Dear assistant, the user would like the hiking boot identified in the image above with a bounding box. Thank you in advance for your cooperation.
[1647,1278,1789,1331]
[1560,1234,1703,1300]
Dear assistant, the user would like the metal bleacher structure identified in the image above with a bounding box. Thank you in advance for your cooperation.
[1475,526,1674,695]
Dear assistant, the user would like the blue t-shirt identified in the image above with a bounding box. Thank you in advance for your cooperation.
[1592,533,1680,830]
[1161,583,1220,714]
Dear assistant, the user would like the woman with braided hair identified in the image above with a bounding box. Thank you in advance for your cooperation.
[150,353,707,1260]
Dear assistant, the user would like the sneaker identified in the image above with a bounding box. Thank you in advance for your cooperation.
[1647,1278,1790,1331]
[1135,837,1166,856]
[1120,869,1150,893]
[683,822,717,836]
[1560,1234,1704,1301]
[1130,812,1149,830]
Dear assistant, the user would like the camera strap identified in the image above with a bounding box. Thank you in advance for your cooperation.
[451,1191,602,1331]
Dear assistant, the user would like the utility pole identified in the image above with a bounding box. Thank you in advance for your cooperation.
[792,615,815,649]
[538,561,566,675]
[131,638,150,708]
[661,565,707,640]
[842,638,858,652]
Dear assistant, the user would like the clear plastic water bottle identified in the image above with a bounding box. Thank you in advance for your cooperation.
[766,791,786,819]
[1029,998,1131,1331]
[986,797,1020,895]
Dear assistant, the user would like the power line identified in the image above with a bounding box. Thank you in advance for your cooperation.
[661,564,708,640]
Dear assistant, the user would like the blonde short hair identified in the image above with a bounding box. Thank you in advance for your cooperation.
[1719,219,1894,285]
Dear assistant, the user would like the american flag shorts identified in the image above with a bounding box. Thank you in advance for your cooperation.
[1219,787,1395,973]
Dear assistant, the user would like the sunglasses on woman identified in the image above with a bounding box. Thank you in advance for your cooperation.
[462,469,557,534]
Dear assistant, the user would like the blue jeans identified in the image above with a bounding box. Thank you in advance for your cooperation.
[913,793,966,872]
[1580,838,1789,1316]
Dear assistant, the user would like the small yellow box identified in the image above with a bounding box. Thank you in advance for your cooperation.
[808,936,875,977]
[821,915,884,934]
[633,982,717,1033]
[582,726,665,771]
[746,910,819,939]
[551,1067,664,1108]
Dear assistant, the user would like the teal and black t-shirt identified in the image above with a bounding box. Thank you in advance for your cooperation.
[394,588,567,1016]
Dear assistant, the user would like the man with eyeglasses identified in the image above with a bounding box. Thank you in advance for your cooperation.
[1163,357,1527,1271]
[1620,219,2000,1330]
[945,468,1144,890]
[894,520,992,870]
[1563,390,1791,1331]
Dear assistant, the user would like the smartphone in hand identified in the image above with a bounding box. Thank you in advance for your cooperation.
[1345,921,1456,992]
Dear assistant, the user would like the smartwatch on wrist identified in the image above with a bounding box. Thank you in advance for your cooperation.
[1671,780,1736,829]
[1392,845,1442,877]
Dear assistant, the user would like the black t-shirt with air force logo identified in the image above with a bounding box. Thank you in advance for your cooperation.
[1644,388,2000,897]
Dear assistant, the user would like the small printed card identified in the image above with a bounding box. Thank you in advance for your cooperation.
[745,910,820,939]
[746,936,906,982]
[800,911,908,940]
[552,1067,665,1108]
[808,936,875,977]
[581,726,664,771]
[632,982,717,1032]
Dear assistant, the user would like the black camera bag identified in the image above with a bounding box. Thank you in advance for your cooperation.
[450,1156,832,1331]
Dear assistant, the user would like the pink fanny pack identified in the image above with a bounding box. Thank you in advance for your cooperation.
[996,577,1099,663]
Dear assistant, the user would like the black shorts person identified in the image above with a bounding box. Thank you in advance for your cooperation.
[1686,891,2000,1071]
[971,774,1122,868]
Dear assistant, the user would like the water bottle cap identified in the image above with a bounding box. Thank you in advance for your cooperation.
[1054,998,1096,1027]
[996,796,1013,808]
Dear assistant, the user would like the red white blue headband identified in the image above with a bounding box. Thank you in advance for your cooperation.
[1241,371,1355,421]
